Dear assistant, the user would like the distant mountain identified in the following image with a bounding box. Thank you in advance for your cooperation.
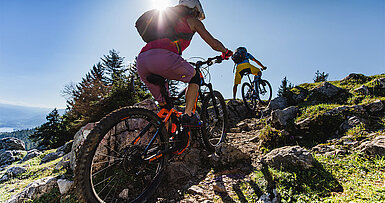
[0,103,65,132]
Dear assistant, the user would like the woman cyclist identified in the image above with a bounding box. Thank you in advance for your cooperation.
[137,0,233,127]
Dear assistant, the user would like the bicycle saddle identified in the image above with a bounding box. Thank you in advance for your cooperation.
[147,74,166,86]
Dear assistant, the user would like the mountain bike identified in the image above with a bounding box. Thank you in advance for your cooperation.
[241,68,272,111]
[75,55,228,203]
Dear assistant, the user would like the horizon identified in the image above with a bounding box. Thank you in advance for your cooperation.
[1,0,384,109]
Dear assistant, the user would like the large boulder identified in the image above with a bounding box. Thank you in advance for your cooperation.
[209,143,250,167]
[19,149,42,163]
[308,82,348,103]
[365,100,384,113]
[262,146,315,169]
[69,123,95,171]
[271,106,298,129]
[0,150,26,166]
[5,166,27,178]
[227,100,255,127]
[6,177,57,203]
[358,136,385,157]
[57,179,74,194]
[269,96,288,111]
[0,137,25,151]
[40,151,65,165]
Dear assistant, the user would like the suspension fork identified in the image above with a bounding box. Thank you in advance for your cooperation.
[203,83,221,117]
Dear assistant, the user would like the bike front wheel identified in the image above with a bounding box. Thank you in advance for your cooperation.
[75,107,168,203]
[201,90,228,152]
[242,82,258,111]
[257,79,272,106]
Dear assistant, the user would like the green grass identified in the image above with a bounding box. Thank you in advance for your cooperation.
[295,103,341,123]
[227,152,385,202]
[0,149,69,202]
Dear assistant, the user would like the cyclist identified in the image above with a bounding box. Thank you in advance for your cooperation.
[136,0,232,127]
[231,47,267,100]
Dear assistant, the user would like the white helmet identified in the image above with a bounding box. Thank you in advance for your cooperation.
[179,0,205,20]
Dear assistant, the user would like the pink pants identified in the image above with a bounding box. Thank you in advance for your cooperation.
[137,49,195,103]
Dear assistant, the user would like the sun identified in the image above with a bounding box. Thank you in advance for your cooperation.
[151,0,172,11]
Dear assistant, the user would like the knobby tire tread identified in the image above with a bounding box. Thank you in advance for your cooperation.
[74,106,167,203]
[201,90,228,152]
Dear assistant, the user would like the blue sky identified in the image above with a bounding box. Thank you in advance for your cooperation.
[0,0,384,109]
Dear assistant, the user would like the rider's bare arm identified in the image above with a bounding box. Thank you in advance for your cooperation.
[252,58,266,69]
[187,18,227,53]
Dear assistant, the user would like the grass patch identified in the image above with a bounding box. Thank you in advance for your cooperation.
[0,149,68,202]
[296,104,341,123]
[228,152,385,202]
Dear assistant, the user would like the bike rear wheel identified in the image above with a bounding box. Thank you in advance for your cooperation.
[201,90,228,152]
[242,82,257,111]
[256,79,272,106]
[75,107,168,203]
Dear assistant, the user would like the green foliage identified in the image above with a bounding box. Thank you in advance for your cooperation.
[277,77,294,97]
[296,104,341,122]
[33,188,78,203]
[29,109,70,149]
[314,70,329,83]
[0,129,37,150]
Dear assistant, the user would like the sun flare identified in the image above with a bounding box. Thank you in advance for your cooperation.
[151,0,172,11]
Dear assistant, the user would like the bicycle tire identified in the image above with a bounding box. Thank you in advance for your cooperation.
[200,90,228,152]
[242,82,257,111]
[257,79,272,106]
[75,107,168,203]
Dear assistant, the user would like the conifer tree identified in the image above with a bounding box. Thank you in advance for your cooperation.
[314,70,329,82]
[277,77,294,97]
[29,109,69,149]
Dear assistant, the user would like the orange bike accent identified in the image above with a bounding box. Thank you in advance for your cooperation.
[133,136,141,145]
[121,116,130,121]
[174,131,190,155]
[149,154,163,162]
[157,108,182,123]
[171,123,177,133]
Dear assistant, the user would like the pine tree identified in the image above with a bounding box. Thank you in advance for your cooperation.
[101,49,127,85]
[277,77,294,97]
[29,109,69,149]
[314,70,329,82]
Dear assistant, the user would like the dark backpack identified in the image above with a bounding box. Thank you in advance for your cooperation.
[231,47,247,64]
[135,7,180,43]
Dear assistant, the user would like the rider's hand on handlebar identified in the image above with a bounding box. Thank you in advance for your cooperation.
[221,49,233,60]
[262,66,267,70]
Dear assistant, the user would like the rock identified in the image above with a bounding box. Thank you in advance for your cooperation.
[119,189,129,199]
[0,174,9,183]
[258,189,280,203]
[226,100,254,127]
[209,143,250,167]
[6,166,27,177]
[262,146,315,169]
[212,181,226,193]
[56,141,73,154]
[0,150,26,166]
[69,122,95,171]
[354,85,370,95]
[6,177,57,203]
[269,96,288,110]
[55,153,71,170]
[308,82,347,103]
[133,99,159,111]
[342,73,368,81]
[373,78,385,88]
[358,136,385,157]
[20,149,42,163]
[365,100,384,113]
[339,116,363,132]
[0,137,25,150]
[187,185,204,195]
[40,151,65,164]
[57,179,73,194]
[312,144,335,154]
[271,106,298,128]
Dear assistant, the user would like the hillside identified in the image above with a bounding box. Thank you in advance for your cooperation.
[0,103,64,132]
[0,73,384,202]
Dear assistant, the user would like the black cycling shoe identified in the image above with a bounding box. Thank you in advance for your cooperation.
[181,113,202,128]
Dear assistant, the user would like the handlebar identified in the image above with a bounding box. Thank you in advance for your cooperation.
[189,55,223,68]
